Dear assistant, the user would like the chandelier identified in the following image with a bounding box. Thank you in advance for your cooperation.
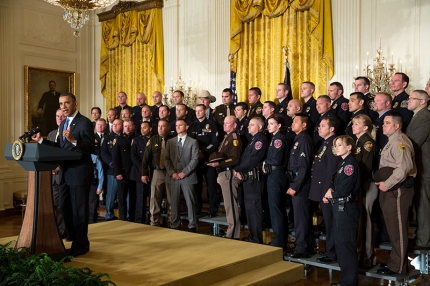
[163,76,197,109]
[44,0,116,36]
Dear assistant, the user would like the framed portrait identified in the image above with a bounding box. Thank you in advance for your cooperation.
[24,66,75,137]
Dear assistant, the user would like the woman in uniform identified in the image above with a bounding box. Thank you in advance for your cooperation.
[262,114,289,251]
[324,135,360,286]
[352,114,378,268]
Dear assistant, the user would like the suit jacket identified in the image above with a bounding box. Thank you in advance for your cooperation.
[47,128,61,185]
[406,107,430,177]
[164,136,199,185]
[42,112,94,186]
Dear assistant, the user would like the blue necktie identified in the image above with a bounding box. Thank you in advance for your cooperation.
[63,118,69,140]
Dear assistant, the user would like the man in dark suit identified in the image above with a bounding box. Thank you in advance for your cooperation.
[164,119,199,232]
[406,90,430,249]
[33,92,94,257]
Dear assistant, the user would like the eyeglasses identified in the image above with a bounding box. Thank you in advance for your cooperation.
[407,97,422,101]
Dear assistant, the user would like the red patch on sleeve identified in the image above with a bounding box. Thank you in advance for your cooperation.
[255,141,263,150]
[274,139,282,149]
[344,165,354,176]
[341,102,349,111]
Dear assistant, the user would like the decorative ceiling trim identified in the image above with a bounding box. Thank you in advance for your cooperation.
[97,0,164,22]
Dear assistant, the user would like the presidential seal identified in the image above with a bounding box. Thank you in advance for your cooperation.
[12,140,24,160]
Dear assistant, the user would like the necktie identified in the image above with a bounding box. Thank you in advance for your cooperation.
[226,105,230,116]
[63,118,69,140]
[178,137,183,153]
[159,138,165,169]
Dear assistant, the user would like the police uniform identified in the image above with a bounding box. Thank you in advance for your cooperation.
[313,110,339,150]
[331,95,351,135]
[212,104,235,127]
[331,153,360,286]
[114,104,132,120]
[112,132,136,221]
[345,110,367,141]
[248,101,264,119]
[188,118,219,215]
[168,105,196,123]
[217,132,242,238]
[288,130,314,255]
[363,93,379,121]
[276,98,289,118]
[236,116,251,148]
[379,130,416,274]
[100,132,120,220]
[392,91,413,131]
[309,135,341,261]
[264,131,289,248]
[141,134,173,226]
[89,154,104,223]
[131,104,144,127]
[150,104,161,122]
[131,134,150,223]
[355,132,378,268]
[304,97,320,127]
[235,131,268,243]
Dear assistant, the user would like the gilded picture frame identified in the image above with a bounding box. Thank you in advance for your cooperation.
[24,66,75,137]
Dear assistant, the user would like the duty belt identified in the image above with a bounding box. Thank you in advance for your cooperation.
[329,195,357,204]
[271,166,285,171]
[153,165,166,171]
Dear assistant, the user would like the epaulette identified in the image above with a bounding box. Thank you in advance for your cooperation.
[232,133,238,139]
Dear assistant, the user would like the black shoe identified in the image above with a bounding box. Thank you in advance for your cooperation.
[208,212,218,218]
[377,268,398,275]
[105,216,118,221]
[188,227,197,233]
[65,236,74,242]
[379,263,388,269]
[287,251,310,259]
[68,246,89,257]
[316,256,337,263]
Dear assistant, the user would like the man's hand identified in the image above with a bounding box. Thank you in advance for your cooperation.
[262,162,266,174]
[141,176,150,184]
[31,131,42,142]
[116,174,123,180]
[323,188,333,203]
[177,172,186,179]
[172,172,180,180]
[96,188,103,195]
[375,181,388,192]
[63,125,76,143]
[206,162,219,168]
[286,188,296,196]
[234,170,242,180]
[52,166,60,175]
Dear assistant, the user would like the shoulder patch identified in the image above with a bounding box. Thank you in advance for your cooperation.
[255,141,263,150]
[341,102,349,111]
[355,147,361,154]
[232,133,238,139]
[274,139,282,149]
[400,100,408,108]
[332,103,338,110]
[233,140,238,147]
[112,138,117,146]
[363,141,373,152]
[344,164,354,176]
[398,142,407,152]
[393,102,398,109]
[256,107,262,114]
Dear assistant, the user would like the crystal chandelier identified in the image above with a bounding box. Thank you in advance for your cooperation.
[163,76,197,109]
[44,0,116,37]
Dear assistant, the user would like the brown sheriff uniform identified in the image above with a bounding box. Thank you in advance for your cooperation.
[379,130,416,273]
[247,101,263,119]
[216,132,242,238]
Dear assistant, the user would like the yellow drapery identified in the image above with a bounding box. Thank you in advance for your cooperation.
[100,8,164,108]
[230,0,334,102]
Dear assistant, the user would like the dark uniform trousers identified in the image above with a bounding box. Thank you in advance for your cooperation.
[333,201,359,286]
[379,186,414,273]
[117,179,136,221]
[196,161,218,214]
[291,184,312,254]
[135,179,150,223]
[267,169,288,248]
[243,178,264,243]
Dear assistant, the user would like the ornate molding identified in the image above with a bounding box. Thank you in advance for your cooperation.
[97,0,164,22]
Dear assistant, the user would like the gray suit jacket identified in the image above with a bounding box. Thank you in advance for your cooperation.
[406,107,430,177]
[164,135,199,185]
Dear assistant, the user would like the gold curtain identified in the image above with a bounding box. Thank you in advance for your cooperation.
[230,0,334,102]
[100,8,164,108]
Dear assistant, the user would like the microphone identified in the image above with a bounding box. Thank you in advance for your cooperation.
[19,127,41,141]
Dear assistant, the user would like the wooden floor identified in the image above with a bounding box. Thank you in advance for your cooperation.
[1,212,429,285]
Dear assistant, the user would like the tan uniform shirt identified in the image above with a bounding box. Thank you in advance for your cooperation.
[379,130,416,189]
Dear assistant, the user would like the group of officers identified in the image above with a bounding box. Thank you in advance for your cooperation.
[84,73,430,286]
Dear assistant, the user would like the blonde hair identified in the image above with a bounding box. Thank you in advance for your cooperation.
[352,114,376,140]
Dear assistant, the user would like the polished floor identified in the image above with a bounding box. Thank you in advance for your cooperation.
[0,211,429,285]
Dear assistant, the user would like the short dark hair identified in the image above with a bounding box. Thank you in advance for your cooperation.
[302,81,315,90]
[321,116,340,133]
[385,111,403,129]
[355,76,370,86]
[317,95,331,104]
[395,72,409,88]
[176,118,189,126]
[96,118,107,124]
[159,105,169,112]
[174,90,185,97]
[294,113,310,129]
[49,80,56,85]
[249,87,262,96]
[158,118,169,126]
[60,92,76,102]
[264,101,276,110]
[350,92,365,102]
[91,107,102,114]
[235,102,248,112]
[222,88,233,95]
[330,82,344,92]
[195,104,206,110]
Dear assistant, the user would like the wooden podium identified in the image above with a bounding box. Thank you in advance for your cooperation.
[4,142,81,259]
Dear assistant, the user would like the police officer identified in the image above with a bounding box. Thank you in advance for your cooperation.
[262,114,289,249]
[314,95,339,150]
[212,88,235,134]
[234,102,251,148]
[390,73,414,131]
[354,76,378,121]
[188,104,219,216]
[301,81,319,128]
[233,117,268,244]
[112,118,136,221]
[375,113,416,275]
[207,116,242,239]
[286,114,314,258]
[309,117,341,264]
[131,122,152,223]
[100,118,122,221]
[247,87,264,119]
[141,119,173,226]
[275,83,291,118]
[328,82,351,134]
[323,135,360,286]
